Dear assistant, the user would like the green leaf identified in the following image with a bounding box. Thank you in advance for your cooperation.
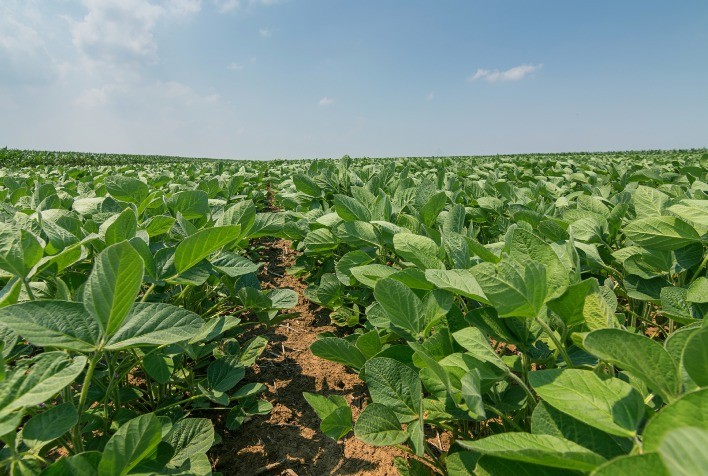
[363,357,422,423]
[687,277,708,303]
[21,403,78,449]
[104,303,202,350]
[212,252,261,277]
[682,326,708,387]
[475,456,580,476]
[393,233,445,269]
[99,413,163,476]
[334,194,371,222]
[458,433,606,471]
[473,261,547,319]
[547,278,616,329]
[104,175,149,204]
[0,228,43,278]
[168,190,209,219]
[420,191,447,227]
[142,353,174,384]
[310,337,367,370]
[591,453,669,476]
[642,388,708,452]
[354,403,407,446]
[507,227,570,298]
[374,278,425,337]
[624,216,700,251]
[40,452,102,476]
[100,208,138,246]
[350,264,396,288]
[164,418,214,468]
[633,185,669,218]
[207,356,245,392]
[528,369,644,437]
[0,301,100,352]
[292,174,322,197]
[583,329,679,403]
[0,352,87,417]
[174,225,240,274]
[452,327,507,373]
[424,269,488,302]
[83,241,144,336]
[531,401,631,459]
[321,405,353,440]
[658,427,708,476]
[239,335,268,366]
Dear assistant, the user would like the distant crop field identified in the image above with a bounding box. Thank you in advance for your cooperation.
[1,149,706,475]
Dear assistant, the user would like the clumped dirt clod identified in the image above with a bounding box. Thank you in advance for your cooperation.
[211,238,404,475]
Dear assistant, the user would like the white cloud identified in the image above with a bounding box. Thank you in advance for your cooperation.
[166,0,202,16]
[426,91,435,101]
[213,0,281,13]
[259,28,272,38]
[76,86,111,108]
[468,64,542,83]
[318,96,333,107]
[213,0,240,13]
[71,0,165,68]
[228,62,244,71]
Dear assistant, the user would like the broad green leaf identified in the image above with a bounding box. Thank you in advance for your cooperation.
[507,227,570,297]
[642,388,708,452]
[334,194,371,222]
[310,337,367,370]
[657,427,708,476]
[356,330,382,360]
[100,208,138,246]
[99,413,163,476]
[452,327,507,373]
[473,261,547,319]
[687,277,708,303]
[547,278,616,329]
[419,191,447,227]
[142,353,174,384]
[21,403,78,449]
[393,233,445,269]
[683,326,708,387]
[354,403,407,446]
[476,456,580,476]
[0,301,99,352]
[350,264,396,288]
[528,369,644,437]
[424,269,488,302]
[591,454,669,476]
[40,452,102,476]
[0,352,87,416]
[458,433,606,471]
[83,241,144,336]
[374,278,425,337]
[104,303,202,350]
[174,225,240,274]
[104,175,149,204]
[0,227,43,278]
[212,252,261,277]
[633,185,669,218]
[624,216,700,251]
[207,356,245,392]
[215,201,256,236]
[292,174,322,197]
[303,392,345,421]
[164,418,214,468]
[583,329,679,402]
[532,401,631,459]
[168,190,209,219]
[0,277,22,308]
[445,452,481,476]
[364,357,422,423]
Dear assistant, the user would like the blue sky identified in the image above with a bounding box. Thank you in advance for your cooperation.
[1,1,706,160]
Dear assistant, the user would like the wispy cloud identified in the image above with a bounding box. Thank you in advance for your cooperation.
[228,62,244,71]
[426,91,435,101]
[213,0,281,14]
[318,96,333,107]
[259,27,271,37]
[468,64,542,83]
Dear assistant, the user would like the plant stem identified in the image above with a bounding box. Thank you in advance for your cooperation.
[507,371,537,406]
[688,252,708,284]
[22,278,36,300]
[73,352,102,453]
[140,283,157,302]
[535,316,574,369]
